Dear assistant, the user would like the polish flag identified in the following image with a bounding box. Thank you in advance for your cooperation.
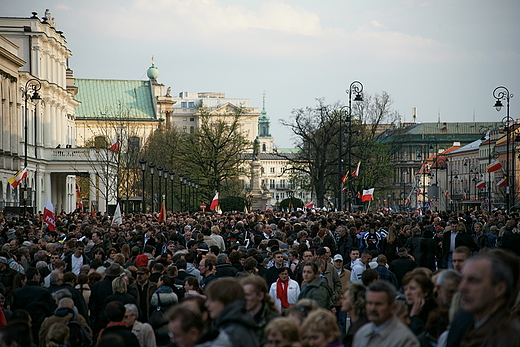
[43,197,56,231]
[361,188,374,202]
[157,199,165,222]
[8,168,28,189]
[341,171,349,184]
[76,184,81,198]
[351,161,361,177]
[113,203,122,225]
[497,177,507,187]
[476,181,486,189]
[210,192,219,211]
[304,202,314,209]
[108,137,121,153]
[486,160,502,173]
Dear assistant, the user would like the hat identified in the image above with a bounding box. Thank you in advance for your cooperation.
[316,247,326,255]
[105,264,123,277]
[22,241,32,247]
[333,254,343,262]
[136,267,150,275]
[0,257,7,265]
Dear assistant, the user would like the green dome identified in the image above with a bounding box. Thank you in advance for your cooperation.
[147,64,159,79]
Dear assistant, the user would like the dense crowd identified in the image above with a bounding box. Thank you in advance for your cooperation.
[0,207,519,347]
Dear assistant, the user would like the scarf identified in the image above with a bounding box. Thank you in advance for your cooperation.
[276,278,290,308]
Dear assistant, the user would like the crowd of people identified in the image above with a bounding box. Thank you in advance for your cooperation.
[0,207,519,347]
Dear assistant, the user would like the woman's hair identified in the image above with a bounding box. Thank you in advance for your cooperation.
[185,277,203,294]
[265,317,300,344]
[283,299,319,325]
[88,272,102,287]
[302,308,340,342]
[124,303,139,317]
[113,253,125,266]
[112,276,127,294]
[13,273,27,292]
[121,244,130,259]
[402,269,434,298]
[46,323,69,347]
[211,226,220,235]
[93,248,105,260]
[240,275,278,313]
[344,282,366,318]
[386,225,397,244]
[205,278,244,306]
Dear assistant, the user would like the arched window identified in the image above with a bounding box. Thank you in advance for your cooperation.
[128,136,141,152]
[262,144,266,152]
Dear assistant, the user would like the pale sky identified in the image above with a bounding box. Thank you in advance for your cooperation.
[4,0,520,148]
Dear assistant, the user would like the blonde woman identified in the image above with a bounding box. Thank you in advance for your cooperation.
[210,225,226,251]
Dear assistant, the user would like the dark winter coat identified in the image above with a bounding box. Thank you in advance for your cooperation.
[215,263,239,278]
[297,276,333,309]
[214,299,259,347]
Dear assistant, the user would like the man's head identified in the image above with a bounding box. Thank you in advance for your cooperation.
[365,280,397,326]
[376,254,387,266]
[273,251,284,267]
[240,275,268,314]
[302,250,314,262]
[104,301,125,323]
[459,252,516,320]
[167,304,206,347]
[435,269,462,307]
[136,267,150,284]
[333,254,343,270]
[205,278,245,319]
[74,241,85,256]
[350,249,360,262]
[360,250,372,265]
[452,246,472,272]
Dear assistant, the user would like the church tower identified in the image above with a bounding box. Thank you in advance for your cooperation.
[257,92,274,153]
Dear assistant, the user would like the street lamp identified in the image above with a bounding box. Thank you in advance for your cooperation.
[21,79,42,215]
[179,174,185,211]
[157,167,163,207]
[338,81,364,212]
[169,171,175,211]
[494,86,514,211]
[149,163,155,212]
[450,169,459,211]
[139,159,147,213]
[163,168,168,210]
[480,127,494,211]
[194,181,199,210]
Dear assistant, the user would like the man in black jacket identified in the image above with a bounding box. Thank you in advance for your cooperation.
[65,241,90,274]
[389,248,418,288]
[89,263,123,334]
[12,267,55,344]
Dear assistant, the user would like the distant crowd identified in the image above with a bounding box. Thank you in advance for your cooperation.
[0,207,518,347]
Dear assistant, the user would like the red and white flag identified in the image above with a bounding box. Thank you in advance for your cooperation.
[304,202,314,209]
[113,203,122,225]
[210,192,219,211]
[361,188,374,202]
[157,199,165,222]
[351,161,361,177]
[476,181,486,189]
[497,177,507,187]
[43,197,56,231]
[8,168,27,189]
[76,184,81,198]
[486,160,502,173]
[108,137,121,153]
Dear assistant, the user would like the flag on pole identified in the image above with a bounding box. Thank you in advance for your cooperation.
[362,188,374,202]
[108,137,121,153]
[497,177,507,187]
[158,199,165,222]
[476,181,486,189]
[210,192,219,211]
[113,203,122,225]
[351,161,361,177]
[91,202,96,218]
[486,160,502,173]
[43,197,56,231]
[304,202,314,209]
[356,192,361,199]
[76,184,81,198]
[8,168,28,189]
[341,171,349,184]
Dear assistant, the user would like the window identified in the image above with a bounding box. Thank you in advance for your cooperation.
[270,180,275,189]
[262,144,266,152]
[280,180,286,188]
[280,193,285,199]
[280,167,284,173]
[183,126,187,133]
[181,102,187,108]
[188,102,195,108]
[190,126,195,134]
[270,167,275,173]
[128,136,140,152]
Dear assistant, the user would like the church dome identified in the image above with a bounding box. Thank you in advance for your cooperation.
[147,64,159,79]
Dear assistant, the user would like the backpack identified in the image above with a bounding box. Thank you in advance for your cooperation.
[67,318,92,347]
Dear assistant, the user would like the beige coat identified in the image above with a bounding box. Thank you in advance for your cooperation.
[353,316,420,347]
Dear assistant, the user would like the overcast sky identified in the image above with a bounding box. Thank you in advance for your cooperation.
[4,0,520,148]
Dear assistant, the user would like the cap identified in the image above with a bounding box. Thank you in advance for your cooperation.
[22,241,32,247]
[333,254,343,261]
[0,257,7,265]
[136,267,150,275]
[316,247,326,255]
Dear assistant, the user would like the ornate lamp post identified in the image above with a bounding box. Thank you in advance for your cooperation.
[149,163,155,212]
[276,194,280,211]
[494,86,513,210]
[179,174,185,211]
[21,79,42,215]
[338,81,363,212]
[139,159,147,213]
[169,171,175,211]
[157,167,163,206]
[450,170,459,211]
[480,127,494,210]
[163,168,168,209]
